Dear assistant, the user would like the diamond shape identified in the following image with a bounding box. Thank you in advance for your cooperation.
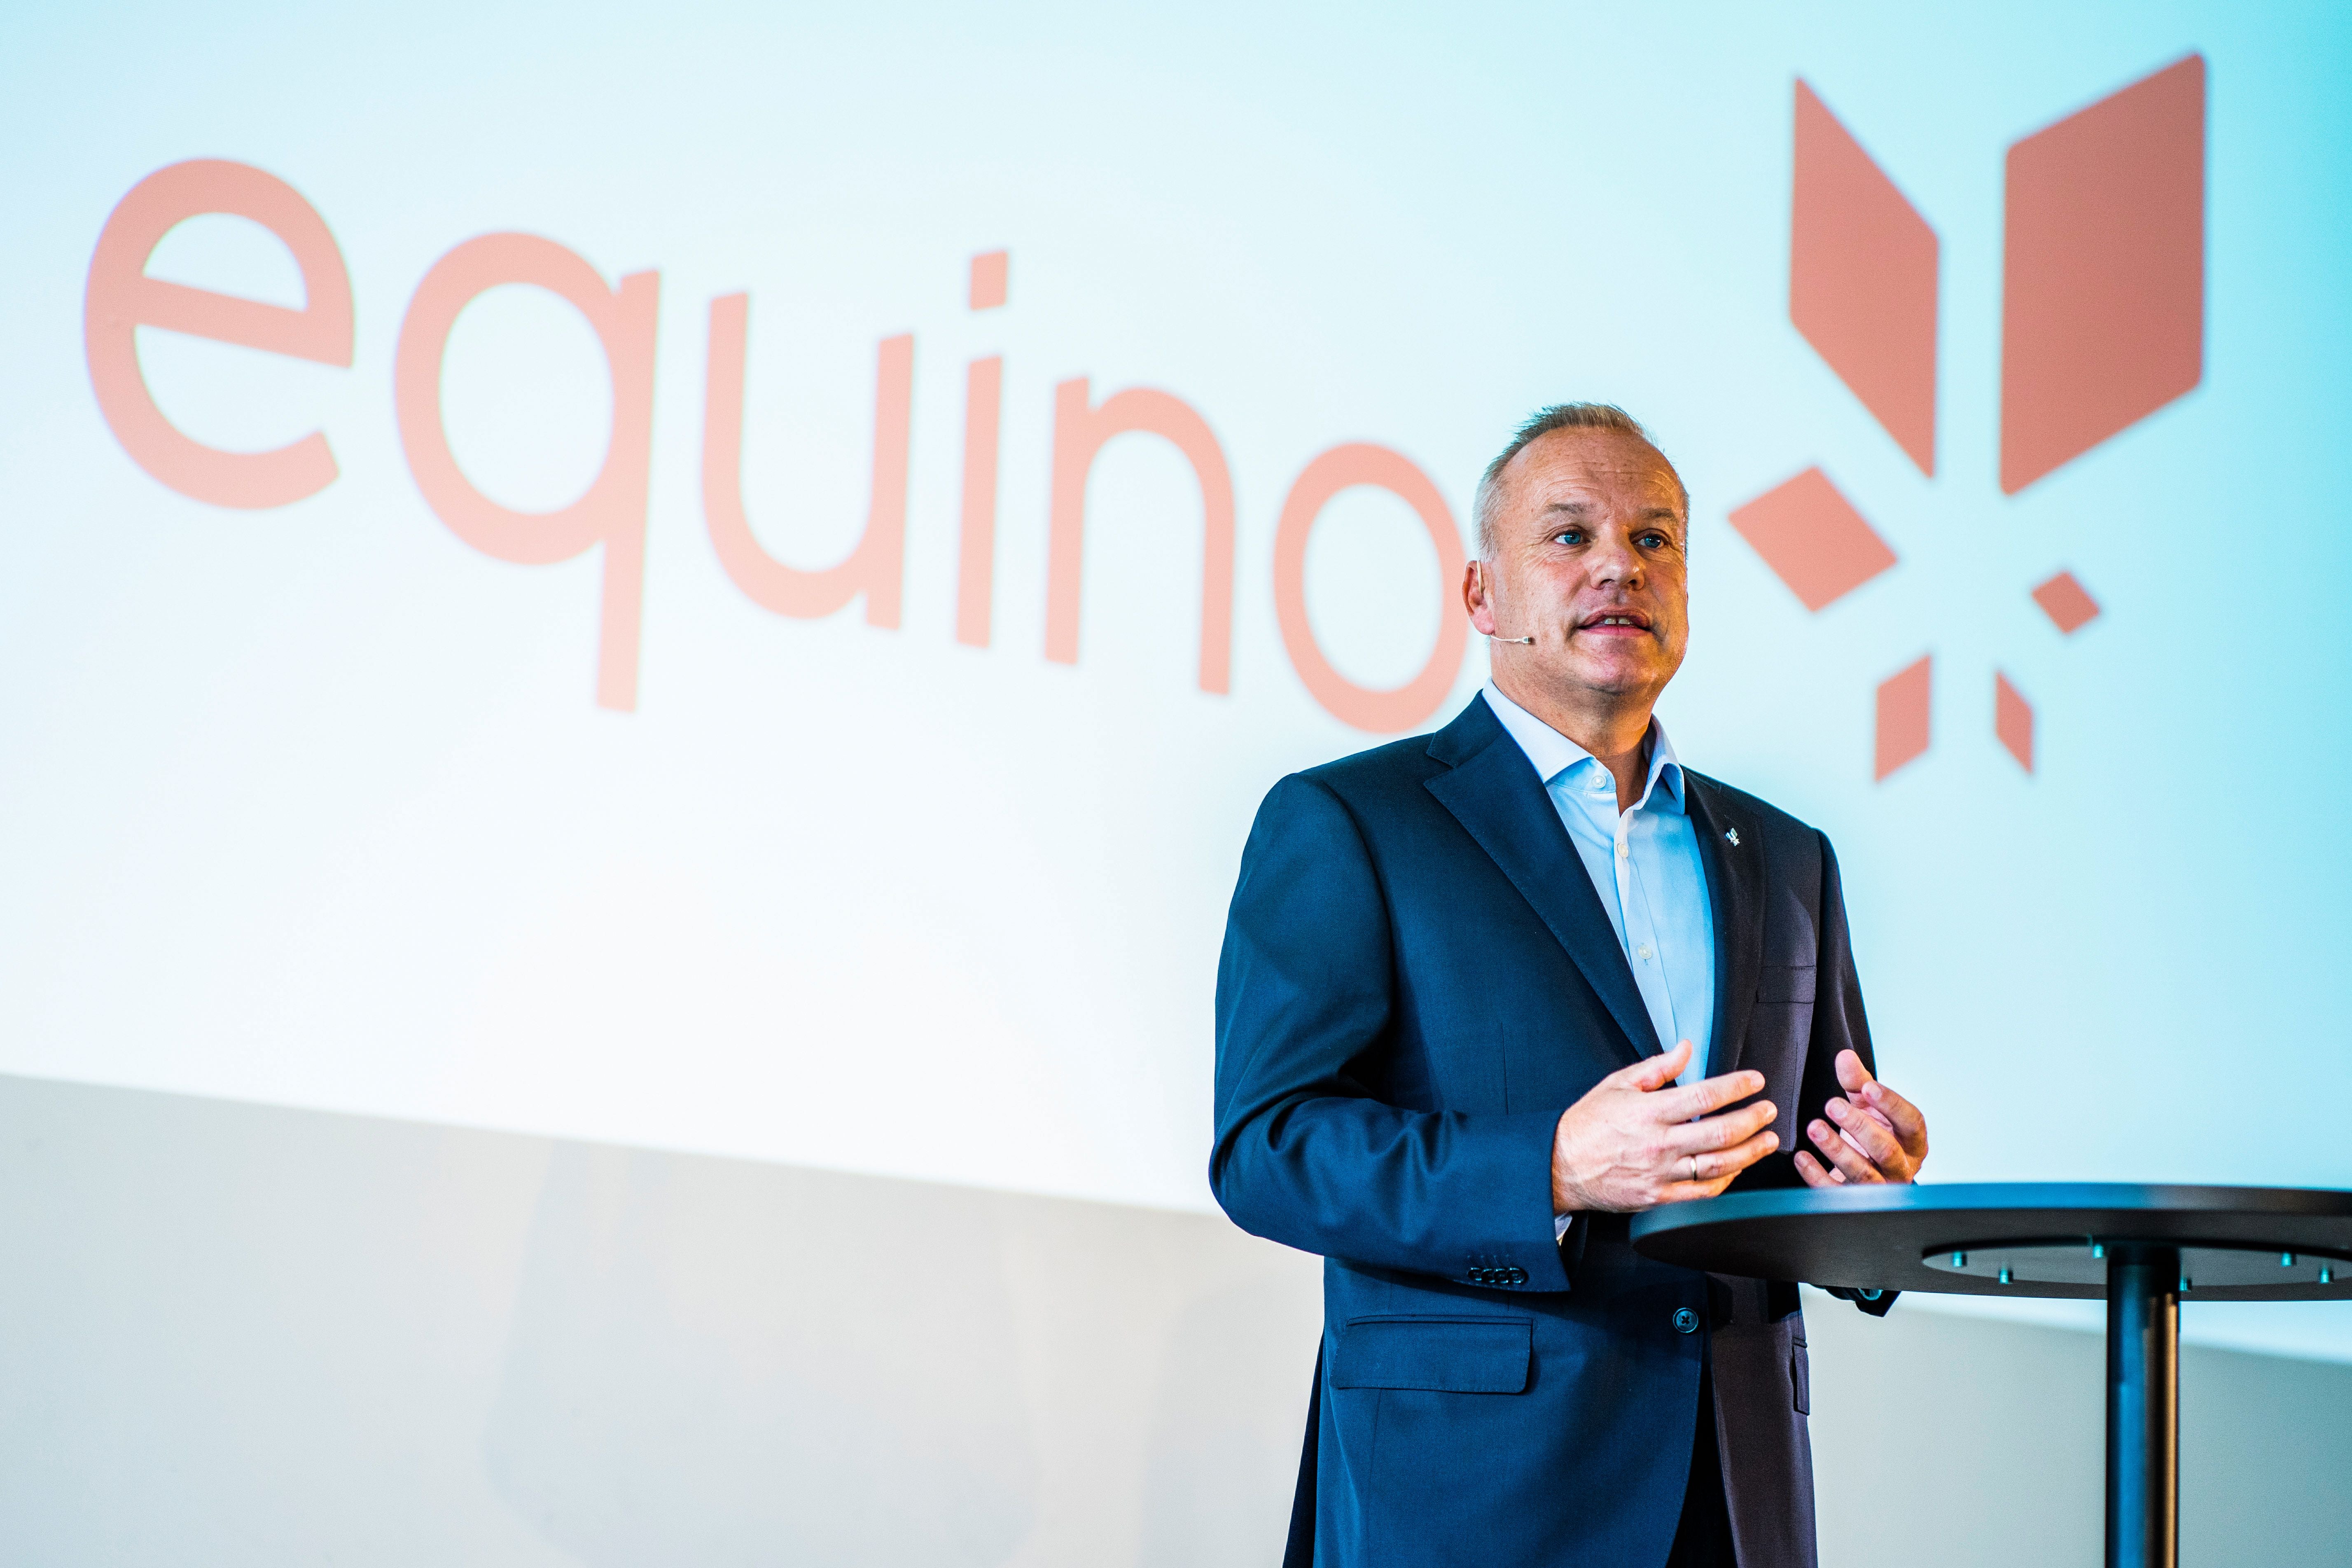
[1792,80,1940,476]
[1995,671,2034,773]
[2031,570,2101,633]
[2000,54,2205,493]
[1729,467,1898,611]
[1875,655,1932,781]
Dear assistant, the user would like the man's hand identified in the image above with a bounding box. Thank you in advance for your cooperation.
[1550,1041,1779,1214]
[1794,1049,1929,1187]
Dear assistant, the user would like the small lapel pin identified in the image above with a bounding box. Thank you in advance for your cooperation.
[1725,828,1740,847]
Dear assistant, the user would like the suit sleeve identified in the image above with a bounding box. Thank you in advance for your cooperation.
[1209,774,1572,1292]
[1808,829,1899,1318]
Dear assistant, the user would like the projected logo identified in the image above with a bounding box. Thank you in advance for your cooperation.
[83,175,1466,731]
[1728,56,2205,779]
[77,54,2206,752]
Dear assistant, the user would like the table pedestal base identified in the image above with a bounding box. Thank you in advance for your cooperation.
[2107,1246,2179,1568]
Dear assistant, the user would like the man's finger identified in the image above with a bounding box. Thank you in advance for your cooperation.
[1835,1049,1874,1096]
[1664,1101,1778,1157]
[1807,1116,1879,1183]
[1657,1176,1738,1204]
[1689,1129,1777,1182]
[1824,1097,1906,1171]
[1860,1079,1929,1151]
[1796,1151,1850,1186]
[1807,1117,1886,1184]
[1660,1129,1778,1199]
[1650,1069,1768,1122]
[1833,1051,1929,1166]
[1612,1040,1693,1093]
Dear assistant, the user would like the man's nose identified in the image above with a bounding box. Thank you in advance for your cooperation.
[1588,530,1643,588]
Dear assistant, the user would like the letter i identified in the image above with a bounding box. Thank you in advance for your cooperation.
[956,250,1008,647]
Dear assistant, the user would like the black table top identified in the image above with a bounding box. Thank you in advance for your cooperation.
[1628,1182,2352,1301]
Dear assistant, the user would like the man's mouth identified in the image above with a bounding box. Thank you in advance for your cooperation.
[1577,610,1652,633]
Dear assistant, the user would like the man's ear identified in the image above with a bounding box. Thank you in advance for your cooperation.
[1463,558,1498,636]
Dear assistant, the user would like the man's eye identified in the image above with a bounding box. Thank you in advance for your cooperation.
[1638,533,1668,548]
[1551,530,1584,545]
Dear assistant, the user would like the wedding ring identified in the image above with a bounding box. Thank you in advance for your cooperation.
[1688,1156,1698,1182]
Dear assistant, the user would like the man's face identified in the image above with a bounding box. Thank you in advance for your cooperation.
[1466,426,1690,712]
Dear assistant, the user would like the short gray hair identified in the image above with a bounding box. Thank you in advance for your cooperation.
[1471,403,1680,557]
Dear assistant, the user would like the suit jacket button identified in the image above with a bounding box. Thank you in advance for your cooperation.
[1672,1307,1700,1334]
[1504,1267,1527,1285]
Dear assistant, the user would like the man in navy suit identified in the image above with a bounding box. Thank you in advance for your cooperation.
[1212,404,1931,1568]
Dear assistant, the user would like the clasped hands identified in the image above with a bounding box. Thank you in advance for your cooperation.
[1550,1040,1929,1215]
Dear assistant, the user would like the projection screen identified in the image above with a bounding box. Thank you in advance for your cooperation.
[5,0,2348,1360]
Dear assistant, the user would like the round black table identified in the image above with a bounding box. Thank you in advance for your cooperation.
[1630,1183,2352,1568]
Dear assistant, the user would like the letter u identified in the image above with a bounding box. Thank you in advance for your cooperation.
[702,292,909,626]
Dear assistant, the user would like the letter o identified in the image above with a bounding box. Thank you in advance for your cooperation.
[1271,444,1468,732]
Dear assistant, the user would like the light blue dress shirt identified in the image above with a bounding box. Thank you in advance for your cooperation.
[1481,683,1717,1086]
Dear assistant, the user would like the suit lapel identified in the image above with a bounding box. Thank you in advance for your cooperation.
[1424,700,1659,1067]
[1684,775,1762,1079]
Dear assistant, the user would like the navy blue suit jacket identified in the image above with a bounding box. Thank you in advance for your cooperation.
[1211,696,1892,1568]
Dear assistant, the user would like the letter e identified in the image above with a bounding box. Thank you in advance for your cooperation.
[83,159,354,508]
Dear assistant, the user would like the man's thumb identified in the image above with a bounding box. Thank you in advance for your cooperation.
[1631,1040,1691,1090]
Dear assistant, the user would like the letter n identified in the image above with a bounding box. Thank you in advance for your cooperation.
[1044,380,1235,693]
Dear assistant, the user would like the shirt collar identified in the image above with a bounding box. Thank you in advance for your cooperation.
[1481,682,1686,815]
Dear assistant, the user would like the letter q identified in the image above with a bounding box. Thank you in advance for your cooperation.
[395,236,658,713]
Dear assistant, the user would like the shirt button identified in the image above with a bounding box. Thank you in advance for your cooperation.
[1637,944,1653,961]
[1672,1307,1700,1334]
[1615,841,1629,860]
